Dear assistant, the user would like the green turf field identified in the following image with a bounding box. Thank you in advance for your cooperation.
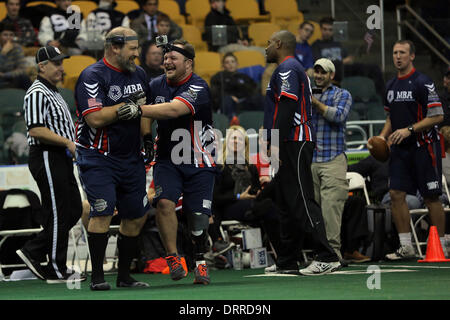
[1,261,450,300]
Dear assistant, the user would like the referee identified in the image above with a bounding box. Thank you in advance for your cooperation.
[16,45,85,284]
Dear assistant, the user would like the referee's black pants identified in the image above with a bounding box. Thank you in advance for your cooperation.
[272,141,338,267]
[23,146,82,278]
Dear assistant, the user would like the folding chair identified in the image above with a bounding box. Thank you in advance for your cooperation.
[346,171,371,206]
[302,171,371,262]
[0,193,42,279]
[409,175,450,258]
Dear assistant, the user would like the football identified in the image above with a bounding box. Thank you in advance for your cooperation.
[368,136,390,162]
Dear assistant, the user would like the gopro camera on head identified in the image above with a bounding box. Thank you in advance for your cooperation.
[155,35,168,48]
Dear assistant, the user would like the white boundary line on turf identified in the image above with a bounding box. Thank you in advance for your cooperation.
[362,264,450,269]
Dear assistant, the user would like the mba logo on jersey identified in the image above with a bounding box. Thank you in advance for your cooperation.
[108,83,143,102]
[390,90,414,102]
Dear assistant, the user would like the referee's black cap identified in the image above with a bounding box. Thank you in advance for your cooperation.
[36,46,70,64]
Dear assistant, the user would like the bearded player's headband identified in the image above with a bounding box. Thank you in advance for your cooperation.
[106,35,139,45]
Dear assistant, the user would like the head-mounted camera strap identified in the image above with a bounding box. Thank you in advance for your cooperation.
[163,43,195,60]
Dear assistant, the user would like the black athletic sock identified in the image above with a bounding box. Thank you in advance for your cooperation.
[88,232,109,284]
[117,233,138,282]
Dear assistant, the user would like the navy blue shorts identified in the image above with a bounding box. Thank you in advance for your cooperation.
[389,142,442,197]
[152,160,216,216]
[76,149,150,219]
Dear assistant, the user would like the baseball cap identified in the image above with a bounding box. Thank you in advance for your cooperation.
[314,58,335,73]
[35,46,70,64]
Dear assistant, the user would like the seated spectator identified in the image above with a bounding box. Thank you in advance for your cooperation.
[311,16,354,85]
[140,40,164,82]
[126,0,182,46]
[1,0,38,50]
[76,0,127,55]
[295,21,315,77]
[203,0,248,52]
[211,125,281,256]
[210,52,263,118]
[0,22,31,90]
[38,0,83,55]
[154,12,175,42]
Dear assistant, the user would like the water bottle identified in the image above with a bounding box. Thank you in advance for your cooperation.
[233,244,243,270]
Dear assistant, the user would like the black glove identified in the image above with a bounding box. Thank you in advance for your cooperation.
[128,90,146,106]
[143,133,154,164]
[117,101,142,120]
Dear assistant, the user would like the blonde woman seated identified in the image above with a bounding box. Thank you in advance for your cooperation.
[211,125,281,253]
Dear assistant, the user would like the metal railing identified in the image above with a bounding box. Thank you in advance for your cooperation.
[346,119,386,150]
[396,4,450,66]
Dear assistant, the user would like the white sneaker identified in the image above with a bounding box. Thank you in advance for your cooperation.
[264,264,277,273]
[299,260,341,276]
[385,245,416,261]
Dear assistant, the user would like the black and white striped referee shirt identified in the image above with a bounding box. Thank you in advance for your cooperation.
[23,75,75,146]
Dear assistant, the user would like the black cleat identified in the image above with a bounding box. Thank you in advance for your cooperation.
[90,281,111,291]
[116,277,150,288]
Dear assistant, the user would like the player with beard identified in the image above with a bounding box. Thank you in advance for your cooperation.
[117,39,216,285]
[74,27,154,290]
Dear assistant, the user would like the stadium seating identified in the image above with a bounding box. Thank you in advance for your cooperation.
[0,88,25,112]
[63,55,97,91]
[59,87,77,116]
[12,119,27,135]
[248,22,280,47]
[307,20,321,45]
[233,50,265,68]
[25,1,57,8]
[238,111,264,130]
[0,89,26,139]
[212,112,229,137]
[287,19,305,36]
[342,76,377,103]
[265,0,303,28]
[179,24,207,51]
[0,2,6,20]
[0,126,5,163]
[70,1,98,19]
[114,0,140,15]
[159,0,185,25]
[193,51,221,85]
[226,0,269,24]
[185,0,209,27]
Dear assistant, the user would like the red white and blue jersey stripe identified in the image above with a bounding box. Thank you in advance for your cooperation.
[384,68,443,147]
[74,58,150,159]
[264,56,314,142]
[149,72,216,168]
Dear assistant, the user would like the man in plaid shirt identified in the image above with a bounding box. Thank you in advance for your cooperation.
[310,58,352,260]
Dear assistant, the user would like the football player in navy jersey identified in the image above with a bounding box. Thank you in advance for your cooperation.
[260,30,341,276]
[372,40,447,260]
[117,39,216,285]
[75,27,153,290]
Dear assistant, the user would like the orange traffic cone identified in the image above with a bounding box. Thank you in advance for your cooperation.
[418,226,450,262]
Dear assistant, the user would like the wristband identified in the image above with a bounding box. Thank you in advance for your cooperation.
[236,193,240,200]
